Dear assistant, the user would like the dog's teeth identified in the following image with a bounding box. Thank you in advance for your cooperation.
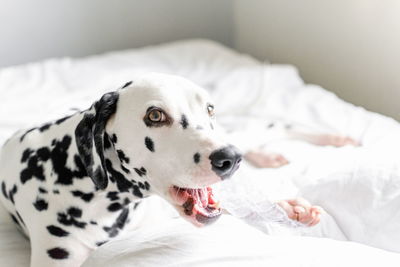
[208,201,220,210]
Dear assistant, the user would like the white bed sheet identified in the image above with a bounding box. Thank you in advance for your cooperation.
[210,62,400,252]
[83,213,400,267]
[1,39,399,266]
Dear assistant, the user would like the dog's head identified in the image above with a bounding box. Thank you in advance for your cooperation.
[75,73,241,226]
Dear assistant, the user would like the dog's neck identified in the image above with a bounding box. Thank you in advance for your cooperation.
[48,134,151,214]
[102,146,151,199]
[47,149,150,247]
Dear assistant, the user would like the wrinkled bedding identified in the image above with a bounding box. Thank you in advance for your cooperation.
[210,61,400,252]
[1,39,399,266]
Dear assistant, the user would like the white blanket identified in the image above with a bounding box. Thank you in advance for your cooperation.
[1,39,399,266]
[210,62,400,252]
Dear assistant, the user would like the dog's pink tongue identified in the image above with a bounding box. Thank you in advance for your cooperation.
[187,188,220,217]
[171,186,221,219]
[195,188,208,207]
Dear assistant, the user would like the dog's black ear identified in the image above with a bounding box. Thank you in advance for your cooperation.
[75,92,119,190]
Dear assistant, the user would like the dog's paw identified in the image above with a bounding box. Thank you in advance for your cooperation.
[245,151,289,168]
[313,134,360,147]
[277,198,323,227]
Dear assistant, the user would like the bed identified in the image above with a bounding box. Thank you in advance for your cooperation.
[1,39,399,266]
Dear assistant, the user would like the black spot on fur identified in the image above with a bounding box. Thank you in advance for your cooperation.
[105,159,143,197]
[47,247,69,260]
[57,207,86,229]
[36,147,50,161]
[111,134,118,144]
[1,182,8,199]
[193,153,201,164]
[8,185,17,204]
[47,225,69,237]
[21,148,33,163]
[106,191,120,201]
[68,207,82,217]
[73,155,88,178]
[71,190,94,202]
[103,133,112,150]
[51,135,81,185]
[144,137,154,152]
[53,189,60,194]
[121,81,133,89]
[210,123,214,130]
[20,155,45,184]
[19,122,54,141]
[38,187,48,194]
[96,240,108,247]
[16,211,25,226]
[267,122,275,128]
[103,208,129,238]
[10,214,20,226]
[1,183,18,204]
[138,182,145,189]
[19,128,36,142]
[20,135,87,185]
[33,198,48,211]
[39,123,52,132]
[144,181,150,190]
[116,150,130,164]
[90,221,98,225]
[107,202,123,212]
[132,184,143,197]
[139,167,147,175]
[133,168,146,177]
[55,115,72,125]
[123,197,131,205]
[180,114,189,129]
[120,164,130,174]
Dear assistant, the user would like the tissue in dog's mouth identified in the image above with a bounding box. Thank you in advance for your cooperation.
[169,186,221,226]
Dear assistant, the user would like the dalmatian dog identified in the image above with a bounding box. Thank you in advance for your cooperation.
[0,73,243,267]
[0,73,324,267]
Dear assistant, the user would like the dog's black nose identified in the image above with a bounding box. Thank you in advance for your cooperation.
[209,145,242,179]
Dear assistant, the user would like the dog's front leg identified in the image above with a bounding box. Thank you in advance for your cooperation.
[30,229,92,267]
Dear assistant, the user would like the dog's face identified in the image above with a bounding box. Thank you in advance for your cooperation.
[76,73,241,226]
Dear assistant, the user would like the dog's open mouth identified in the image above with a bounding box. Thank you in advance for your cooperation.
[169,186,221,226]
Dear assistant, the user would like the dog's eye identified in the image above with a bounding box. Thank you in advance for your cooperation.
[148,109,166,122]
[144,107,172,127]
[207,104,215,117]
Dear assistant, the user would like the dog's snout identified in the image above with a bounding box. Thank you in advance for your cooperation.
[209,145,242,179]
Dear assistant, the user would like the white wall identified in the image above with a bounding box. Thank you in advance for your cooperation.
[234,0,400,120]
[1,0,399,120]
[0,0,233,67]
